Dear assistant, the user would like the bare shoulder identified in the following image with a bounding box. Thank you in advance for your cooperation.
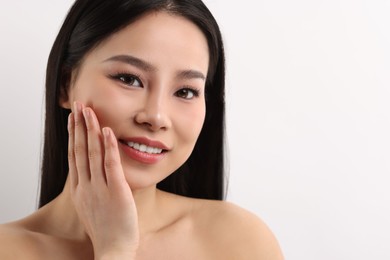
[0,222,43,260]
[192,200,284,260]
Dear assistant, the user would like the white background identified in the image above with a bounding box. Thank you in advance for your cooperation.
[0,1,389,259]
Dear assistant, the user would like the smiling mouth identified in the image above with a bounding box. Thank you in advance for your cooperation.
[119,140,167,154]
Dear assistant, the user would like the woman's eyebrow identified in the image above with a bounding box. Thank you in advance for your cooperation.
[103,54,156,72]
[103,54,205,81]
[177,70,206,81]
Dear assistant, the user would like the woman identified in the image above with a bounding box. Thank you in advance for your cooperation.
[0,0,283,259]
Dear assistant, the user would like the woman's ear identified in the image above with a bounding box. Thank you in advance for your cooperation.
[58,68,74,109]
[59,85,72,109]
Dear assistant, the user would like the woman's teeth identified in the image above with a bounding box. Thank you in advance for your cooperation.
[126,141,163,154]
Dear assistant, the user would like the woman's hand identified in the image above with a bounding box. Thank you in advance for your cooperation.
[67,101,139,259]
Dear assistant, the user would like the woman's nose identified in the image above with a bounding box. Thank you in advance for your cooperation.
[134,96,172,131]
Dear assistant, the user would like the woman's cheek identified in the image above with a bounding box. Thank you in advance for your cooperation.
[180,105,206,142]
[192,103,206,134]
[89,103,119,128]
[83,86,120,121]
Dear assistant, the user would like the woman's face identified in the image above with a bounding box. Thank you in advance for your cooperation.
[62,12,209,190]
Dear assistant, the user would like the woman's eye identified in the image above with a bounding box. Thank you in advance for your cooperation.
[111,73,142,87]
[175,88,199,100]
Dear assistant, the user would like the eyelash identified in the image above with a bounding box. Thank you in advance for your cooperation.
[108,72,201,100]
[174,87,200,100]
[109,72,143,88]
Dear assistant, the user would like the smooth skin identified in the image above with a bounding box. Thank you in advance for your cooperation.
[0,11,283,259]
[69,103,139,259]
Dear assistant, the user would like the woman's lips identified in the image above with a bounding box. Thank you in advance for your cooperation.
[120,136,169,150]
[118,137,168,164]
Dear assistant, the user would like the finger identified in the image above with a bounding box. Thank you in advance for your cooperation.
[82,107,106,184]
[67,112,78,189]
[73,101,90,184]
[102,127,128,191]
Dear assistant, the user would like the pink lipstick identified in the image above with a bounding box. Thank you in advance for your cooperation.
[118,137,168,164]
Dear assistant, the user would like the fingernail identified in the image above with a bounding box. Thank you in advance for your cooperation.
[68,113,72,130]
[74,101,81,113]
[82,108,90,118]
[102,127,109,138]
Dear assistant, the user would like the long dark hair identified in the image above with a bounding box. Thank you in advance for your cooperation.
[39,0,226,207]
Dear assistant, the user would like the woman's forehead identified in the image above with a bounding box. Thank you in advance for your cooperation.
[82,11,210,75]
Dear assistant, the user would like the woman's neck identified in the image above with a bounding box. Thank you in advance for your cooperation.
[38,177,167,241]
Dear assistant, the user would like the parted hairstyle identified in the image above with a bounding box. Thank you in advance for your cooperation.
[39,0,226,207]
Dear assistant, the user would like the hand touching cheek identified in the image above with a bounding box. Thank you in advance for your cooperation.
[68,101,139,259]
